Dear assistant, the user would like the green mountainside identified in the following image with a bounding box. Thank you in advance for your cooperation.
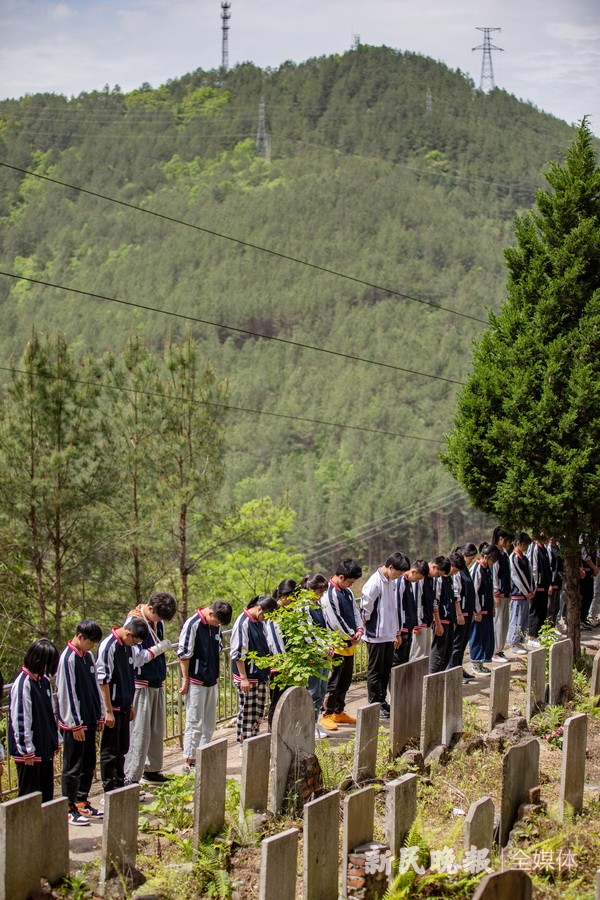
[0,46,580,560]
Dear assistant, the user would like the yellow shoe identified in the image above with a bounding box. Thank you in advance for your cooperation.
[320,714,339,732]
[332,711,356,725]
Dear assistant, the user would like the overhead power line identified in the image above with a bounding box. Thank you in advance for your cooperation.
[0,162,488,325]
[0,271,467,387]
[0,364,445,444]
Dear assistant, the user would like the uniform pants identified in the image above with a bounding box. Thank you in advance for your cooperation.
[409,627,431,661]
[507,599,530,645]
[393,632,412,666]
[429,622,454,674]
[366,641,394,704]
[62,729,97,804]
[17,759,54,802]
[124,685,165,782]
[323,654,354,715]
[469,613,494,663]
[101,709,130,793]
[183,683,218,760]
[307,668,328,720]
[493,596,510,653]
[529,590,548,637]
[447,614,471,670]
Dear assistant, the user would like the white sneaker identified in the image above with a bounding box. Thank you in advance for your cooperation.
[315,725,330,739]
[527,639,541,649]
[511,644,527,655]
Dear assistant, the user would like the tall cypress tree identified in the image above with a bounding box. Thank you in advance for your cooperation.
[443,121,600,659]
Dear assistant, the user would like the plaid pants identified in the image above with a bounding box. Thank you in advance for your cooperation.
[236,681,268,742]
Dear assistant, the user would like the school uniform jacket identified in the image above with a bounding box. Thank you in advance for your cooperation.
[56,641,105,731]
[471,561,494,614]
[360,568,400,643]
[126,607,166,689]
[420,578,436,627]
[434,576,456,624]
[492,550,512,598]
[510,551,535,600]
[453,568,476,615]
[177,608,223,688]
[9,669,59,762]
[527,541,552,592]
[397,577,417,634]
[229,610,272,684]
[321,582,362,644]
[96,628,137,712]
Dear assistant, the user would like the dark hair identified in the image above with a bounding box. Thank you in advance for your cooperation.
[432,555,451,575]
[492,526,511,545]
[76,619,103,643]
[247,595,279,614]
[513,531,531,547]
[148,591,177,621]
[24,639,59,677]
[272,579,297,600]
[384,551,410,571]
[460,543,478,557]
[335,559,362,579]
[413,559,430,577]
[478,542,501,563]
[126,617,150,641]
[301,573,328,593]
[448,551,465,571]
[210,600,233,625]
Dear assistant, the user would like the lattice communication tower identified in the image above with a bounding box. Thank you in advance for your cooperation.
[472,27,503,91]
[221,1,231,71]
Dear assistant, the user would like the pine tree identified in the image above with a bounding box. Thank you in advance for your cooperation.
[443,121,600,659]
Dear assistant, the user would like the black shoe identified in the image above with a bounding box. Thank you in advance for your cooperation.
[142,771,169,784]
[580,620,593,631]
[379,707,390,719]
[462,670,475,681]
[380,701,390,713]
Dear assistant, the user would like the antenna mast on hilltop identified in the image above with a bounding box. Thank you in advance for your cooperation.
[472,27,503,91]
[221,1,231,71]
[256,96,271,162]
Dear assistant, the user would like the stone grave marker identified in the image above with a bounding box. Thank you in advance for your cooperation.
[390,657,428,758]
[500,738,540,846]
[559,712,588,819]
[548,638,573,706]
[591,649,600,697]
[258,827,299,900]
[420,671,445,757]
[464,797,494,854]
[269,685,315,813]
[472,868,532,899]
[0,792,42,900]
[385,773,418,860]
[41,797,69,885]
[342,787,375,899]
[489,663,511,730]
[352,703,380,783]
[193,736,228,845]
[443,666,463,746]
[101,783,140,885]
[303,790,340,900]
[241,733,271,813]
[526,648,546,720]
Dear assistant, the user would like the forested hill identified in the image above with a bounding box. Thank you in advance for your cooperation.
[0,45,580,557]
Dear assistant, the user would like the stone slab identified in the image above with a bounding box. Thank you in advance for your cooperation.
[526,648,546,721]
[385,773,418,860]
[0,792,42,900]
[259,827,299,900]
[489,664,511,730]
[443,666,463,746]
[472,869,532,899]
[269,686,315,814]
[342,787,375,899]
[101,783,140,884]
[390,658,428,758]
[559,712,588,818]
[241,733,271,812]
[591,649,600,697]
[500,738,540,846]
[193,736,228,845]
[464,796,494,853]
[303,790,340,900]
[352,703,380,783]
[420,671,445,756]
[41,797,69,885]
[548,639,573,706]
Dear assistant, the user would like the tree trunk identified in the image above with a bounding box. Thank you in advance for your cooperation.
[179,502,188,623]
[563,547,581,661]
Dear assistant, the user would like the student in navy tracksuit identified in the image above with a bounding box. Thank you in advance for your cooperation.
[9,639,60,802]
[527,534,552,642]
[429,557,460,674]
[546,538,563,625]
[410,557,449,662]
[447,545,477,681]
[507,532,535,652]
[469,543,501,675]
[394,561,429,665]
[230,595,279,745]
[492,527,512,661]
[320,559,363,731]
[96,618,149,794]
[56,619,105,825]
[178,600,232,770]
[302,573,331,736]
[265,579,298,727]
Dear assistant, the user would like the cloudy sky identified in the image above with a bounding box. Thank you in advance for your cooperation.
[1,0,599,131]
